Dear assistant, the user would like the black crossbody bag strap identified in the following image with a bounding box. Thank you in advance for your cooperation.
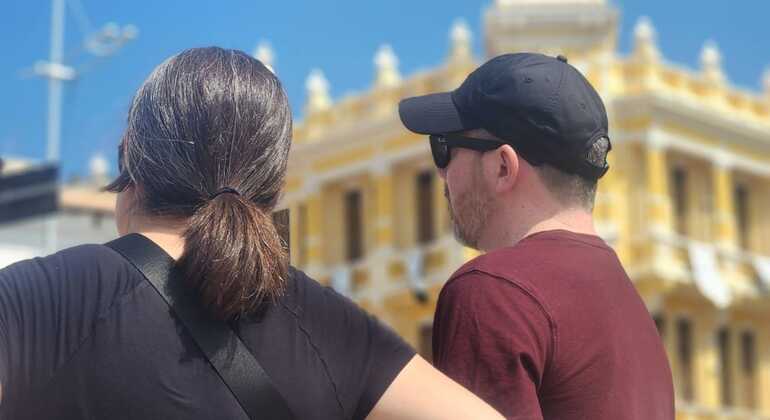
[106,233,295,420]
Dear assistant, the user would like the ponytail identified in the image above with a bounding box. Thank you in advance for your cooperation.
[177,192,288,320]
[109,47,294,319]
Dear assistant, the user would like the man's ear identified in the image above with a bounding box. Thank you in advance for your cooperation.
[494,145,519,193]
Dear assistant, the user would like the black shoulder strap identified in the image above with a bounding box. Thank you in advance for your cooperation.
[105,233,295,420]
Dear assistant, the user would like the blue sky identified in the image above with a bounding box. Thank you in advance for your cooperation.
[1,0,768,179]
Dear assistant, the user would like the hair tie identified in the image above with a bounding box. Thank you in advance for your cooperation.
[210,187,241,200]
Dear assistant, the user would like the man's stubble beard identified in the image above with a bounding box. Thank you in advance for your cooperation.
[445,177,493,251]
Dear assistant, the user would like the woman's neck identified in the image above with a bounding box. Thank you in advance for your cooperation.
[124,216,187,260]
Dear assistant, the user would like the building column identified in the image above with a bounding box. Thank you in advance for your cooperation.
[694,316,720,410]
[712,158,738,249]
[369,164,395,292]
[303,186,324,278]
[644,135,683,277]
[373,165,395,250]
[646,139,673,233]
[760,184,770,255]
[711,157,751,297]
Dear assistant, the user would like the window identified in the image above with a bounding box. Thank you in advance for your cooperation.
[676,319,694,402]
[272,209,290,251]
[671,167,688,235]
[717,327,733,407]
[418,321,433,363]
[416,171,435,244]
[344,190,364,262]
[740,331,756,409]
[734,184,750,249]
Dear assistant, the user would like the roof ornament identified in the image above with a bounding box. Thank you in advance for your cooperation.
[374,44,401,88]
[632,16,659,61]
[253,41,275,73]
[305,68,331,114]
[449,19,473,62]
[700,40,725,84]
[89,153,110,184]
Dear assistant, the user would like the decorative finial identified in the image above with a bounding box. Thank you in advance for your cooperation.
[305,68,331,114]
[449,19,473,62]
[374,44,401,88]
[253,41,275,73]
[632,16,659,61]
[700,40,725,84]
[89,153,110,184]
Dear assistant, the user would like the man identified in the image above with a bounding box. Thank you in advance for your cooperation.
[398,53,674,419]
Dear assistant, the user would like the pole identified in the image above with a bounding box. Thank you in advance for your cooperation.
[47,0,65,162]
[44,0,66,252]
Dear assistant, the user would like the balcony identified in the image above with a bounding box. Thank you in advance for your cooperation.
[315,234,466,303]
[676,402,770,420]
[630,228,770,309]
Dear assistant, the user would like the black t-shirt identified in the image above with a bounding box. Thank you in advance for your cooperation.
[0,243,414,419]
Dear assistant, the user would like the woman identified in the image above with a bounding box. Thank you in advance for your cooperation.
[0,47,501,419]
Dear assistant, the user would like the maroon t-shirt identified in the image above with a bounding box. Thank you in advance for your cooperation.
[433,230,674,420]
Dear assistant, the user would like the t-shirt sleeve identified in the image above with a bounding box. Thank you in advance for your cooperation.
[350,305,416,420]
[0,246,141,410]
[432,270,553,420]
[0,258,51,405]
[0,272,9,391]
[304,279,415,420]
[0,260,39,402]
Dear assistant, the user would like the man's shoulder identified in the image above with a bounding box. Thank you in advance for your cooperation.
[451,231,620,292]
[447,247,541,296]
[441,260,546,317]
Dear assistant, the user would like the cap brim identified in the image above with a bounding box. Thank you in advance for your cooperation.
[398,92,467,135]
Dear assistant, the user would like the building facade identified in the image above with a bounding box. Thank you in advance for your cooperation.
[284,0,770,418]
[2,0,769,417]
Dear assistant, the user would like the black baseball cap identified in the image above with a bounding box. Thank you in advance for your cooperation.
[398,53,611,180]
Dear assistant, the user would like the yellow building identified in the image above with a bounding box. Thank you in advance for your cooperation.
[5,0,769,417]
[283,0,770,418]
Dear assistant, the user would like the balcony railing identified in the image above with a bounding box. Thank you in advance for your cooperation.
[676,401,770,420]
[639,228,769,306]
[318,234,464,302]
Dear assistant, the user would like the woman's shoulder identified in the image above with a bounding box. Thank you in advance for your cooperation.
[282,265,414,367]
[4,242,138,279]
[276,267,415,419]
[3,243,108,276]
[0,243,147,315]
[282,266,362,320]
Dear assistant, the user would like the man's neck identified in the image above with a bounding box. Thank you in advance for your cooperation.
[477,207,597,252]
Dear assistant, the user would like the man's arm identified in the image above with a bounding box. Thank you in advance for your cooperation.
[433,270,554,419]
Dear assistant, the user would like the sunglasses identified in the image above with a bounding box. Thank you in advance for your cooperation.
[429,134,507,169]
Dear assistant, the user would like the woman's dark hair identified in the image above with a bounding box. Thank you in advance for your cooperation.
[106,47,292,319]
